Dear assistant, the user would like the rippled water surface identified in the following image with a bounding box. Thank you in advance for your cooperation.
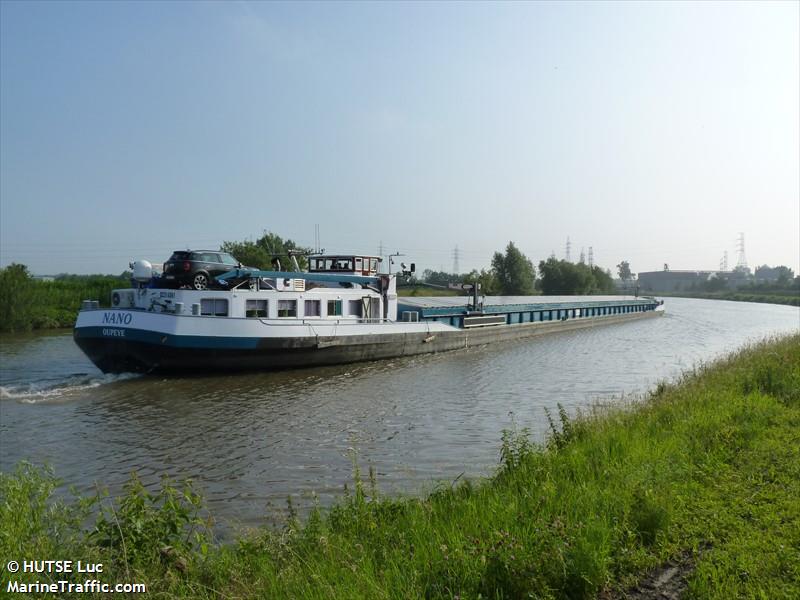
[1,298,797,528]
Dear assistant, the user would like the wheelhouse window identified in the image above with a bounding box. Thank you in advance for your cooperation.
[304,300,321,317]
[277,299,297,318]
[201,298,228,316]
[327,299,342,316]
[246,299,268,318]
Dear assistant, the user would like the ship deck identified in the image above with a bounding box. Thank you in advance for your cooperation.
[397,294,657,319]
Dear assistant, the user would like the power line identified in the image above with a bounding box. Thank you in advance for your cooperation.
[452,245,460,274]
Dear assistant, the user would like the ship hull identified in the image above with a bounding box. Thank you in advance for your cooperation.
[74,310,662,374]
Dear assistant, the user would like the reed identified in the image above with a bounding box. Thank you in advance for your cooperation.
[2,334,798,598]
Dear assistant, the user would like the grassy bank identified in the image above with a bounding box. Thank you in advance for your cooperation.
[0,265,127,332]
[2,336,799,598]
[655,290,799,307]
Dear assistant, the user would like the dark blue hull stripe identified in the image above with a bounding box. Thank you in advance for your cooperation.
[74,327,262,350]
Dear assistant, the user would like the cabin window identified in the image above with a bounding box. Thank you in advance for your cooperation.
[327,299,342,316]
[277,299,297,318]
[201,298,228,316]
[355,257,363,272]
[370,258,378,272]
[246,299,268,318]
[348,300,362,317]
[334,258,353,271]
[304,300,321,317]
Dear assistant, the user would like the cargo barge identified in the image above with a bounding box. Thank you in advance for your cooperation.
[73,253,663,374]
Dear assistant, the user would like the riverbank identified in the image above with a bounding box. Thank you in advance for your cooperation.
[2,334,799,598]
[654,290,799,307]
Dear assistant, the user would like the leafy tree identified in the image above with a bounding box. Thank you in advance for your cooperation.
[616,260,633,281]
[221,231,312,271]
[491,242,535,295]
[462,268,499,296]
[591,266,616,293]
[219,240,272,269]
[538,258,591,294]
[754,264,794,284]
[775,266,794,283]
[538,258,615,295]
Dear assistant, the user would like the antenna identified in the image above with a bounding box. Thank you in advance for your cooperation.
[588,246,594,268]
[313,224,321,254]
[735,233,747,269]
[452,245,460,274]
[388,250,405,269]
[565,236,571,262]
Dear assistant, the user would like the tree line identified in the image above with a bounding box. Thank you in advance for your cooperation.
[418,242,616,296]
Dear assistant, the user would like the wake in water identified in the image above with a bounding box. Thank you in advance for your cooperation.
[0,372,140,403]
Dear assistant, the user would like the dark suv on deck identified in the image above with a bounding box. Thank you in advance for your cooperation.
[162,250,249,290]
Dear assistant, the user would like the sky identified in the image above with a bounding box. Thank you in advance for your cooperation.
[1,1,798,276]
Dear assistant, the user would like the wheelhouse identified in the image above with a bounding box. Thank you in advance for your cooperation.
[308,254,381,276]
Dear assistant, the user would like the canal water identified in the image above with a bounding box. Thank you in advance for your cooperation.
[1,298,797,530]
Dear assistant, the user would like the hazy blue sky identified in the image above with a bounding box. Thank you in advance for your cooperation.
[1,1,798,276]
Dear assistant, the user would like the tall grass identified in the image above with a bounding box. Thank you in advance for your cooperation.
[0,264,126,331]
[1,335,799,598]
